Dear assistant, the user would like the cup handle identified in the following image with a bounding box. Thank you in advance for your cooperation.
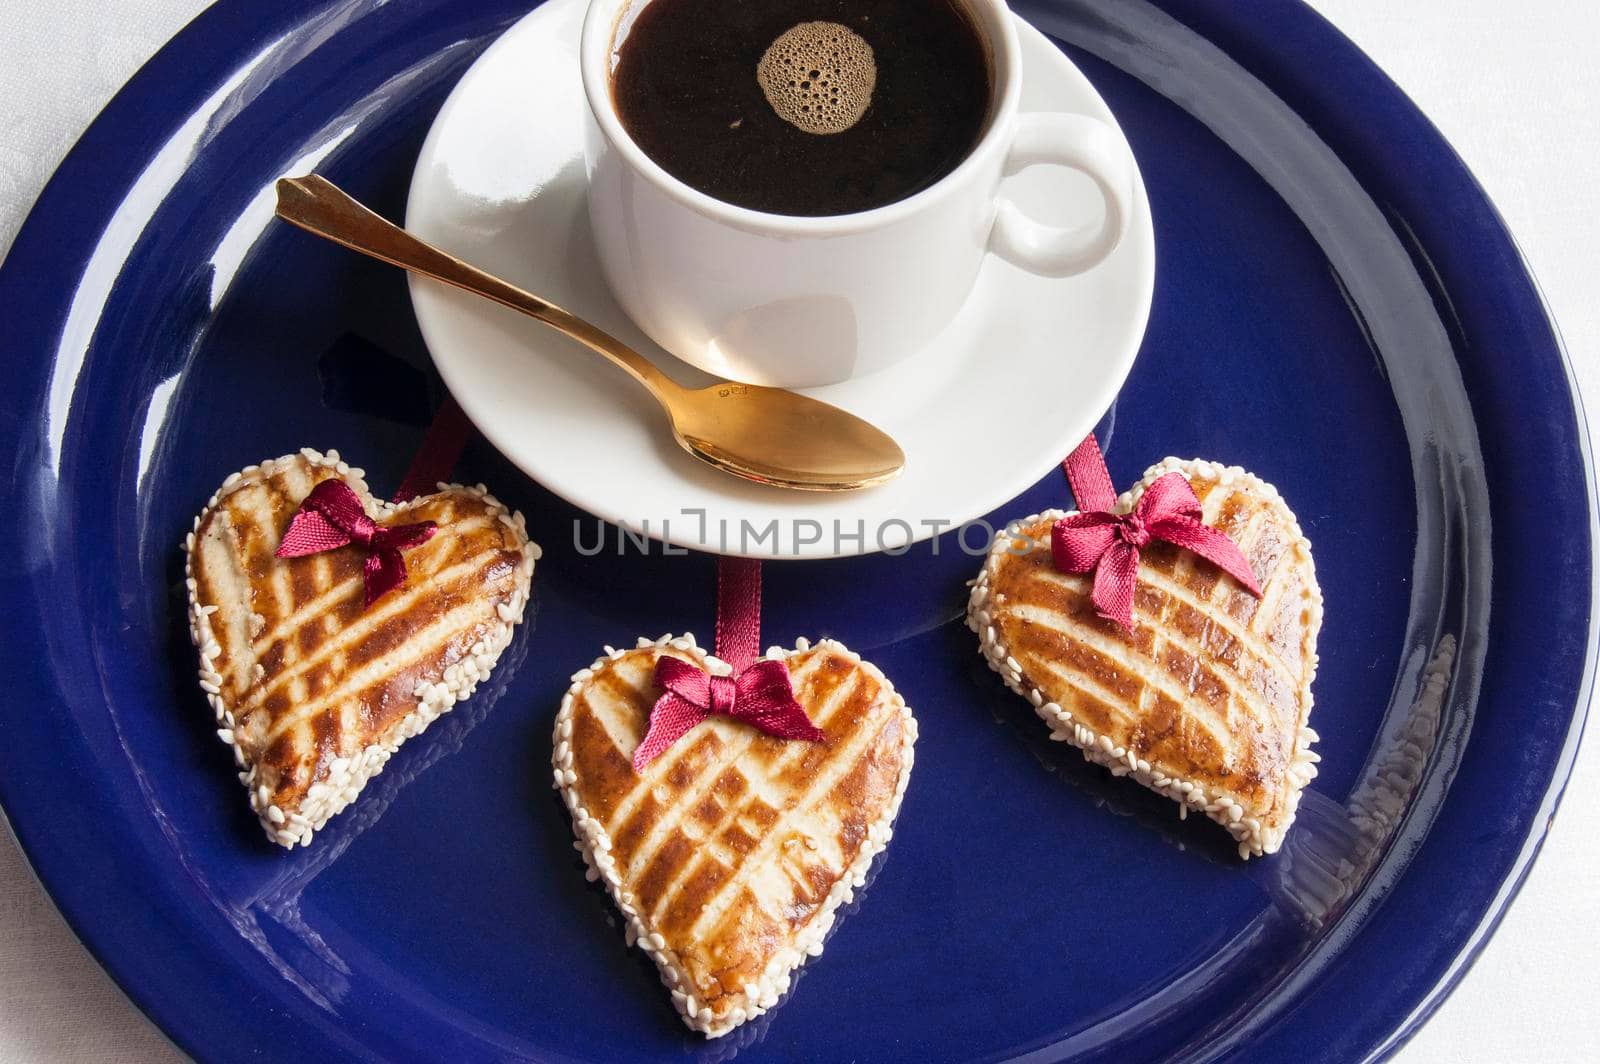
[989,112,1136,277]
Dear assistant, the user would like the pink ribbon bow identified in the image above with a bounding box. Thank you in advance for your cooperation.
[1052,437,1263,631]
[633,655,826,772]
[275,479,436,607]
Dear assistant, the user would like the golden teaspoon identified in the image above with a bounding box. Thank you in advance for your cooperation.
[275,175,905,492]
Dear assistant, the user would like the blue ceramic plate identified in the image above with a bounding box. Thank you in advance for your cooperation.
[0,1,1591,1061]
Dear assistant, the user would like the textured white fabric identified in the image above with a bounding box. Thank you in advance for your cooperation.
[2,2,217,1057]
[0,1,1595,1061]
[1304,6,1600,1062]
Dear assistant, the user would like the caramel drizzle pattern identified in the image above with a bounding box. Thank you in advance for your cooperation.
[604,653,838,888]
[1024,513,1295,752]
[632,655,867,936]
[997,477,1312,811]
[571,646,901,1010]
[196,464,519,802]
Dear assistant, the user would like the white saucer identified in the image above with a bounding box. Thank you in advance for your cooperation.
[406,0,1153,559]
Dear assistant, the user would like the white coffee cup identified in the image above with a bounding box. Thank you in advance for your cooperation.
[580,0,1136,388]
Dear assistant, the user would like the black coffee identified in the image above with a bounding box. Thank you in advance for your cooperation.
[611,0,992,216]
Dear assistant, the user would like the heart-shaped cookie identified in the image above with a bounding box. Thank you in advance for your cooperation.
[553,634,916,1037]
[968,458,1322,858]
[185,448,539,847]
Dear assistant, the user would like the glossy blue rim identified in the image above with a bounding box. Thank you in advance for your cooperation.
[1090,0,1599,1053]
[0,0,1590,1061]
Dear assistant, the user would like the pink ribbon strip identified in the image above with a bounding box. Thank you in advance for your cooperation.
[1062,432,1119,513]
[1053,435,1263,631]
[715,556,763,672]
[633,556,825,771]
[392,395,473,504]
[275,480,437,606]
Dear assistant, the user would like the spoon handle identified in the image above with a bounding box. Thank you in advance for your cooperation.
[274,175,682,401]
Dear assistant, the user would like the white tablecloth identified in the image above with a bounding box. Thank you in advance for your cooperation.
[1,1,1595,1060]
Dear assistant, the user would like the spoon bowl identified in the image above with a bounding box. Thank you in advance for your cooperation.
[669,381,904,491]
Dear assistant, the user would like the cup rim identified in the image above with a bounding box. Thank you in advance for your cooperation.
[579,0,1024,236]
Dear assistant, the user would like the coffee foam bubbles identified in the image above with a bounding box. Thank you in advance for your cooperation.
[756,22,875,135]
